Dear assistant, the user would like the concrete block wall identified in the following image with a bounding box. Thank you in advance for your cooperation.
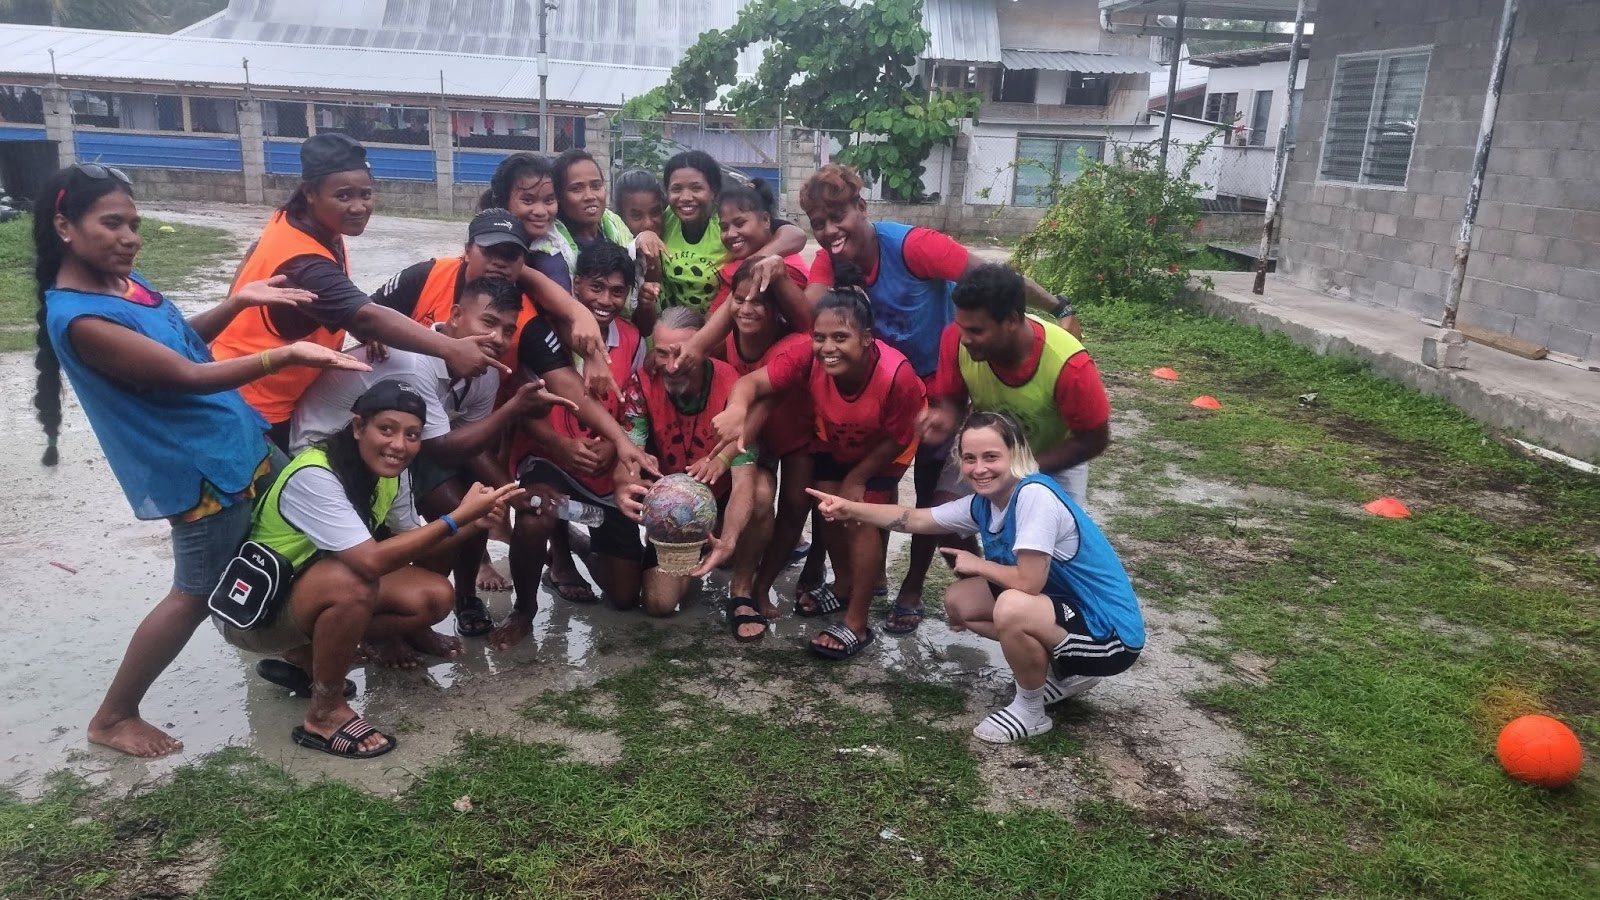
[1277,0,1600,361]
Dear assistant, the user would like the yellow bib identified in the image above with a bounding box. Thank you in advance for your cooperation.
[957,315,1085,451]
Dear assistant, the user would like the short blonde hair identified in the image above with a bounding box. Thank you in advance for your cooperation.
[954,411,1040,481]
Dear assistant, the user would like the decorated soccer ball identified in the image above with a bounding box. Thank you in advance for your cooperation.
[641,474,718,544]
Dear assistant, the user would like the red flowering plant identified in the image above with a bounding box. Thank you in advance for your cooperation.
[1014,134,1216,306]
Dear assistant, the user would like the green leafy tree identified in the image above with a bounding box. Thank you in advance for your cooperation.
[634,0,976,203]
[1187,18,1290,55]
[1013,136,1216,306]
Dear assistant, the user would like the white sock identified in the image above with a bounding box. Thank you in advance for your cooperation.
[1008,683,1047,722]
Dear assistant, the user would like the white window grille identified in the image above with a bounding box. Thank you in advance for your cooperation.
[1320,48,1431,188]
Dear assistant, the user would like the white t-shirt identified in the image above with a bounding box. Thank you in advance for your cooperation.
[276,466,423,553]
[288,332,500,453]
[930,480,1081,562]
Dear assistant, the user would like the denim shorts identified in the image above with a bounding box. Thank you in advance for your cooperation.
[169,501,255,596]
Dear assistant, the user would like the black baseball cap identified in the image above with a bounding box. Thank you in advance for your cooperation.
[352,378,428,426]
[300,133,369,181]
[468,208,531,252]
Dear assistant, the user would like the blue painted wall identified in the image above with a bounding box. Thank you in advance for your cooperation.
[454,151,508,184]
[0,125,48,141]
[266,138,434,182]
[74,131,242,171]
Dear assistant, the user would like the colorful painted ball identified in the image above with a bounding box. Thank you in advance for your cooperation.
[1497,714,1584,788]
[641,474,718,543]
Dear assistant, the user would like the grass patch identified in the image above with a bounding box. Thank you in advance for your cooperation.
[3,294,1597,898]
[0,213,233,352]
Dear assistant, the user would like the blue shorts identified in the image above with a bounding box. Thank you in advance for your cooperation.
[170,501,254,596]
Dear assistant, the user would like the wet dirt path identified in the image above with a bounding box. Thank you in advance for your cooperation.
[1,203,1241,819]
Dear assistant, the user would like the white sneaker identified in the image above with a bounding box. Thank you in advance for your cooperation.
[972,707,1054,744]
[1041,674,1101,705]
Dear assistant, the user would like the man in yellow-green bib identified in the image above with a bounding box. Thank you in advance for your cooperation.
[923,264,1111,506]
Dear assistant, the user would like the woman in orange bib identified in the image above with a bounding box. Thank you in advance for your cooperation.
[210,134,509,448]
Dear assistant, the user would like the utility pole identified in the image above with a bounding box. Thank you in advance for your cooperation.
[1252,0,1306,294]
[1158,0,1187,171]
[538,1,556,153]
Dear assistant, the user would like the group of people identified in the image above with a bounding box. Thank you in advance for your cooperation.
[33,132,1145,762]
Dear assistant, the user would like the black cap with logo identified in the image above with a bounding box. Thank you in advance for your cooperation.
[468,208,531,252]
[352,378,428,426]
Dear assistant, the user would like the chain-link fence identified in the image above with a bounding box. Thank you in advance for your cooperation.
[964,131,1280,211]
[807,128,952,202]
[610,118,782,186]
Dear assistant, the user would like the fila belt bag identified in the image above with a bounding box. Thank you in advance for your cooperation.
[207,540,294,630]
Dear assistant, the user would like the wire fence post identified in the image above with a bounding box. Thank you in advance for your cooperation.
[1158,0,1187,172]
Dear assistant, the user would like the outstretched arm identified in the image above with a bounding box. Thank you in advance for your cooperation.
[187,276,317,343]
[806,487,945,535]
[69,319,366,395]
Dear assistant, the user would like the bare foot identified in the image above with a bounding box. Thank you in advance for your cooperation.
[759,597,780,620]
[87,715,183,758]
[362,637,419,669]
[476,559,511,593]
[487,610,535,651]
[404,628,463,659]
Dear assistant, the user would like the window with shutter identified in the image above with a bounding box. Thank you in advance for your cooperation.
[1320,48,1431,188]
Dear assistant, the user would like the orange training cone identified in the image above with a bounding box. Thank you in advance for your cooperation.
[1151,367,1180,381]
[1364,496,1412,518]
[1191,395,1222,410]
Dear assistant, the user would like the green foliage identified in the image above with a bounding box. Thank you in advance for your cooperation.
[1014,136,1217,306]
[638,0,976,202]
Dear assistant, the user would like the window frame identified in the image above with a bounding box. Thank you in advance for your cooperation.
[1012,135,1105,207]
[1317,45,1432,191]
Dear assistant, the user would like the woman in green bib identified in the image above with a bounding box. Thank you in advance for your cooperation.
[635,150,807,311]
[218,379,522,758]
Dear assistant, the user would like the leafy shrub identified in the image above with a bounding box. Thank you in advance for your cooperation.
[1014,136,1217,305]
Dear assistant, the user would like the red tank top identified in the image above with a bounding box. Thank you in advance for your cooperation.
[639,358,740,499]
[725,330,815,459]
[813,340,920,468]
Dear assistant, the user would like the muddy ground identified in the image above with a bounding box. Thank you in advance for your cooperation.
[0,202,1248,825]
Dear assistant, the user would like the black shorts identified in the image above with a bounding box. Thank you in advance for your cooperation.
[986,581,1141,678]
[518,458,642,561]
[812,452,901,504]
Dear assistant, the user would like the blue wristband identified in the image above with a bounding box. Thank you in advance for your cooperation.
[440,514,459,536]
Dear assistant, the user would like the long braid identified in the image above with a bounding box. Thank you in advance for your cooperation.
[32,252,62,466]
[31,188,66,466]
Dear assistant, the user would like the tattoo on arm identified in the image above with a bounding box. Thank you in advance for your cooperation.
[888,510,910,533]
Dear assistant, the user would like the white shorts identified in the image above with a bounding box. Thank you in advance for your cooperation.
[935,456,1088,506]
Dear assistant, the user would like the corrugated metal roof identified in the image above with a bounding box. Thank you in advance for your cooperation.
[183,0,761,72]
[1099,0,1318,22]
[1001,49,1166,74]
[0,23,670,106]
[1190,39,1311,68]
[922,0,1001,63]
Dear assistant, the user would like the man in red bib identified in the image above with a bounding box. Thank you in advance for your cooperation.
[617,308,762,622]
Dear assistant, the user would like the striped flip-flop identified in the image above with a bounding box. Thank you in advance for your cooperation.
[972,707,1054,744]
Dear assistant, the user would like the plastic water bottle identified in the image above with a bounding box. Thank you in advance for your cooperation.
[529,495,606,526]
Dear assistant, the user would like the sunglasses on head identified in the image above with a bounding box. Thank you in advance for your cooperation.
[55,163,133,215]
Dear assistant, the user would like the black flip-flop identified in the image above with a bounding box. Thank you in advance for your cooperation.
[291,714,396,759]
[808,623,876,660]
[542,571,600,604]
[884,600,925,635]
[727,596,768,643]
[256,659,355,699]
[794,583,844,618]
[455,595,495,637]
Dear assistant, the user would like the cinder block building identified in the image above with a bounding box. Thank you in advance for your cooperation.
[1276,0,1600,362]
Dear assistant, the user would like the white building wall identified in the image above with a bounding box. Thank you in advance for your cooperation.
[1202,60,1308,147]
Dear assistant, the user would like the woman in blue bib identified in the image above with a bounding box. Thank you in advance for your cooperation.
[31,164,366,758]
[809,411,1144,744]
